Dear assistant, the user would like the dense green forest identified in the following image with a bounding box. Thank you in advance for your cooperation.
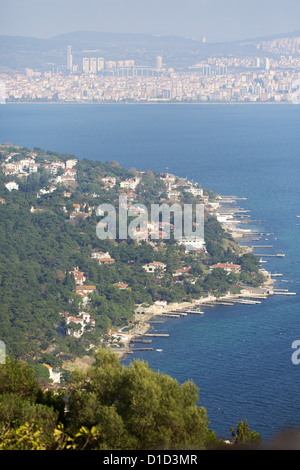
[0,350,262,450]
[0,144,266,372]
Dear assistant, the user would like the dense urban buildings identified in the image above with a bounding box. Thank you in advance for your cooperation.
[2,38,300,103]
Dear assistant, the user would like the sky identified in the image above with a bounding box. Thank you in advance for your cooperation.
[1,0,300,42]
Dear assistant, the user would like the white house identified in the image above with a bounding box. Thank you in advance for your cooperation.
[65,159,78,169]
[120,177,140,190]
[143,261,167,274]
[42,364,61,384]
[177,236,205,252]
[91,251,111,260]
[186,186,203,197]
[69,267,86,285]
[4,181,19,191]
[65,311,95,338]
[102,176,116,188]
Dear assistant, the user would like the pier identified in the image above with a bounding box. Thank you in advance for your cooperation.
[256,254,285,257]
[131,348,153,351]
[145,333,170,337]
[159,313,181,318]
[242,245,274,248]
[179,309,205,314]
[215,301,234,306]
[130,339,152,344]
[272,289,296,295]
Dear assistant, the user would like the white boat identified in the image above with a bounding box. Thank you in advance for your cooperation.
[156,349,163,352]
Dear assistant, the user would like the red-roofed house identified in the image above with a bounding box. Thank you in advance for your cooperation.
[113,282,128,290]
[69,267,86,285]
[210,263,241,274]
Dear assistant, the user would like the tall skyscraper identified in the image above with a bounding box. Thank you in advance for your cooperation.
[156,56,163,70]
[90,58,98,73]
[253,57,260,68]
[264,57,270,70]
[106,61,117,69]
[97,58,105,71]
[67,45,73,71]
[83,58,90,73]
[125,60,135,67]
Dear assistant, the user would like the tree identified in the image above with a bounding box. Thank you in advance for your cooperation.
[66,348,212,450]
[230,420,262,447]
[0,357,40,400]
[240,254,260,273]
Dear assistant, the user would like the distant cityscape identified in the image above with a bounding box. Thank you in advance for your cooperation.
[2,35,300,103]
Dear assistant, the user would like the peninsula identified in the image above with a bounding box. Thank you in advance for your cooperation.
[0,143,275,376]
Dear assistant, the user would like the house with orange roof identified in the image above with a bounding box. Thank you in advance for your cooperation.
[210,262,241,274]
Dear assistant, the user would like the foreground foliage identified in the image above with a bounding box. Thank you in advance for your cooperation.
[0,351,228,450]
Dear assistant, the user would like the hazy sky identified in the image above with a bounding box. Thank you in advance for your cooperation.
[1,0,300,42]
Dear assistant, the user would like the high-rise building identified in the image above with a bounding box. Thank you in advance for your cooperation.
[124,60,135,67]
[253,57,260,68]
[83,58,90,73]
[25,68,34,78]
[264,57,270,70]
[97,58,105,71]
[106,61,117,69]
[156,56,163,70]
[90,58,97,73]
[218,64,227,75]
[67,45,73,71]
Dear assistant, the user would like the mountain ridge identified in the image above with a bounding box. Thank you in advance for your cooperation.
[1,29,299,71]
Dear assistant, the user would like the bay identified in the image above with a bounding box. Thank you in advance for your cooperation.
[1,103,300,441]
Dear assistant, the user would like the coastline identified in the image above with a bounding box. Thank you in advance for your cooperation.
[116,195,276,361]
[117,282,274,361]
[4,101,292,106]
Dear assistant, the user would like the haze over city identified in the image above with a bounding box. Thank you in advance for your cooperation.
[1,0,300,43]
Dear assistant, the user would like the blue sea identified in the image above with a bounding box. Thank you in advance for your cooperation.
[1,103,300,442]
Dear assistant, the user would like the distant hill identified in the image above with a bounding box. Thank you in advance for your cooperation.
[0,29,299,72]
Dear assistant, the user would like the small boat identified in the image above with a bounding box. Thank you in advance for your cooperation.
[156,349,163,352]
